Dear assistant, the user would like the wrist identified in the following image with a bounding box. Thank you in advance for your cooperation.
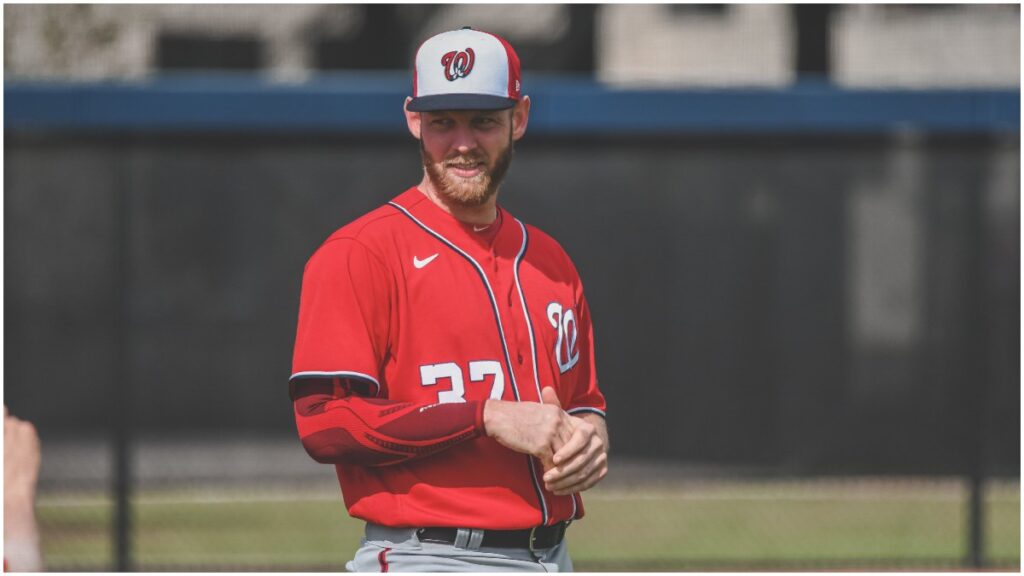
[472,399,487,435]
[482,399,503,437]
[4,501,39,540]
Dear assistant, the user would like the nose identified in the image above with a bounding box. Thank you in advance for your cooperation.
[451,125,478,154]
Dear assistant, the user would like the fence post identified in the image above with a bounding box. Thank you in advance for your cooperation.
[113,138,134,571]
[963,172,988,569]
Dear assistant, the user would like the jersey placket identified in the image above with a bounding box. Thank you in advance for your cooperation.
[459,215,554,526]
[486,221,564,525]
[494,235,540,404]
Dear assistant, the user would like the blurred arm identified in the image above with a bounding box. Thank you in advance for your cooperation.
[4,408,43,572]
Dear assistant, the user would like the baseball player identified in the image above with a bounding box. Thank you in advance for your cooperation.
[291,27,608,572]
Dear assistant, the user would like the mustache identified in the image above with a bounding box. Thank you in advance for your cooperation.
[444,153,487,166]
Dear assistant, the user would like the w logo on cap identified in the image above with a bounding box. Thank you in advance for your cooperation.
[441,48,475,81]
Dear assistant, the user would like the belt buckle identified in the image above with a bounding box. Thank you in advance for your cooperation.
[528,526,539,553]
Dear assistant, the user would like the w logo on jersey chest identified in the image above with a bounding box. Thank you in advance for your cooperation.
[547,302,579,374]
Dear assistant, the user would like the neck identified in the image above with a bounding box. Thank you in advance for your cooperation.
[417,174,498,226]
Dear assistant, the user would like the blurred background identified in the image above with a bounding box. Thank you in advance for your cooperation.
[4,3,1020,571]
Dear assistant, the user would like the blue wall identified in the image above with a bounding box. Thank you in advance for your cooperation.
[6,74,1019,134]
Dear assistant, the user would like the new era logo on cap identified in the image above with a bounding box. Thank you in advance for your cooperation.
[408,27,522,112]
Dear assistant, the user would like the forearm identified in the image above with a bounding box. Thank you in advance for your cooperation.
[294,384,485,466]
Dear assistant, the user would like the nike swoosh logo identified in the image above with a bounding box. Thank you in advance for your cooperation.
[473,224,490,232]
[413,254,439,269]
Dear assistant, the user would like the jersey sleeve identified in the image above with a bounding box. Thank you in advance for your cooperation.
[294,378,486,467]
[565,284,606,418]
[291,237,392,398]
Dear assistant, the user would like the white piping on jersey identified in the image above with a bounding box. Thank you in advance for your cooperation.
[388,201,550,525]
[288,370,381,397]
[512,218,576,522]
[512,220,544,407]
[567,407,607,418]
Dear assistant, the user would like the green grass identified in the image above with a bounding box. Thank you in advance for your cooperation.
[571,483,1020,571]
[37,479,1019,571]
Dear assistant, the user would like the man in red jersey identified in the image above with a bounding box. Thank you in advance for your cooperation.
[291,27,608,572]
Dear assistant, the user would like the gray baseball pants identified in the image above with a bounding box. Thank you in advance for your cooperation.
[346,523,573,572]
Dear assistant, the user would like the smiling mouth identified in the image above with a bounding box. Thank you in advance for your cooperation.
[447,162,484,177]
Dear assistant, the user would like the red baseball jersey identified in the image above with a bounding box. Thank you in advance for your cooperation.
[291,187,606,529]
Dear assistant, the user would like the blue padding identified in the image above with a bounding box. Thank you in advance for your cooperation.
[5,73,1019,134]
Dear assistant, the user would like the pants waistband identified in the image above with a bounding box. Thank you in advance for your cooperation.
[364,522,569,551]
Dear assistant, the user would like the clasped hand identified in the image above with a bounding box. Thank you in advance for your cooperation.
[483,388,608,496]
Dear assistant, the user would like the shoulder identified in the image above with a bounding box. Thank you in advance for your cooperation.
[522,222,566,255]
[306,203,406,273]
[519,219,582,282]
[327,203,407,247]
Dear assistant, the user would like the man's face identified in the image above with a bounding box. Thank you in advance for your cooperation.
[419,109,514,207]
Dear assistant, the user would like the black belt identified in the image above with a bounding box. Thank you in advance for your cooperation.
[416,521,569,550]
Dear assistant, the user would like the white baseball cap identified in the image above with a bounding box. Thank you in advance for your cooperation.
[408,27,523,112]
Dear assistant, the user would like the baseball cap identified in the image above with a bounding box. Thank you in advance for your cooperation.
[408,27,522,112]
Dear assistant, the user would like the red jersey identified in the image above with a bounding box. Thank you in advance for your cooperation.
[291,187,606,529]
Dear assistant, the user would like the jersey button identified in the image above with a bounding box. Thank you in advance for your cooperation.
[517,353,524,364]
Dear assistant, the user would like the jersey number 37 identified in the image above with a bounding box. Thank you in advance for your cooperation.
[419,361,504,404]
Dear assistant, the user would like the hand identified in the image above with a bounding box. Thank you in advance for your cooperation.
[483,387,575,469]
[5,407,41,503]
[4,406,43,571]
[542,412,608,496]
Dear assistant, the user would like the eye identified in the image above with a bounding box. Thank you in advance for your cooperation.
[474,117,498,127]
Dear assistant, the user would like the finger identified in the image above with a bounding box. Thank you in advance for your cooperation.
[552,420,592,466]
[547,444,606,490]
[548,446,589,481]
[550,429,601,476]
[540,454,556,473]
[546,446,598,488]
[546,459,592,492]
[551,456,608,495]
[549,469,594,495]
[547,410,574,454]
[535,437,555,468]
[541,386,562,408]
[531,404,568,457]
[545,443,591,484]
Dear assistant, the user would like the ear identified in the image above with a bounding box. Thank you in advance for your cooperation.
[404,97,422,140]
[511,96,530,141]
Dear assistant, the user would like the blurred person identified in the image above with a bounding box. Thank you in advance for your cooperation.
[4,408,43,572]
[290,27,608,572]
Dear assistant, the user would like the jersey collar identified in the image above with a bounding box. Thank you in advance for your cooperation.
[394,187,519,257]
